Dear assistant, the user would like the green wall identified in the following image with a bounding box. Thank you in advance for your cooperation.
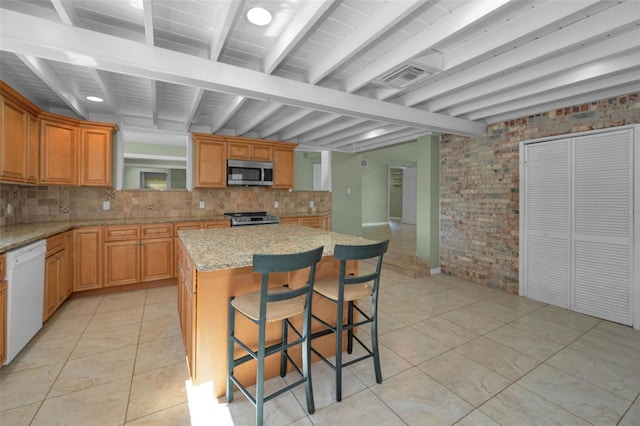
[331,152,363,236]
[361,158,388,224]
[294,151,319,190]
[416,134,440,267]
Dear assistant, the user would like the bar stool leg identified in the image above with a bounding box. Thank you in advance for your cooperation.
[371,301,382,384]
[302,311,315,414]
[256,322,266,426]
[347,301,354,354]
[280,319,288,377]
[335,299,344,402]
[226,300,235,403]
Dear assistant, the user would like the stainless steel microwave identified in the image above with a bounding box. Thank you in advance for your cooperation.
[227,159,274,186]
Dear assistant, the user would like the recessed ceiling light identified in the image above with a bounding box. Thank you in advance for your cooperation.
[86,96,104,103]
[247,7,272,26]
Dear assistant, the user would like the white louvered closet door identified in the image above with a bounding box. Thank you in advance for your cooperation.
[572,130,634,325]
[523,139,571,308]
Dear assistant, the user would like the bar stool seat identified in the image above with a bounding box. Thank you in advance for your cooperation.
[311,240,389,402]
[227,246,324,426]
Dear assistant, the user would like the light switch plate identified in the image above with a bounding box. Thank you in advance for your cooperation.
[199,200,205,209]
[102,201,110,211]
[6,203,12,215]
[310,200,315,208]
[274,200,279,208]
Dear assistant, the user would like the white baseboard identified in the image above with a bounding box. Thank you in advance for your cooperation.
[430,267,441,275]
[362,222,389,227]
[389,216,401,220]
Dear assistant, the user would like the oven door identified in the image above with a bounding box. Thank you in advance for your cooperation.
[227,160,273,186]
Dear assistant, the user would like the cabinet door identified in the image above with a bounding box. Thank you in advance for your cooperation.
[251,143,272,161]
[44,254,59,321]
[104,240,140,286]
[62,232,73,299]
[80,127,113,186]
[56,249,69,306]
[0,279,6,365]
[40,119,78,185]
[140,238,173,282]
[194,137,226,188]
[74,227,103,291]
[279,217,301,225]
[300,216,322,228]
[0,96,28,182]
[272,145,295,189]
[26,114,39,183]
[227,141,251,160]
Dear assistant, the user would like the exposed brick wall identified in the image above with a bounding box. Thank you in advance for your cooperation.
[440,93,640,294]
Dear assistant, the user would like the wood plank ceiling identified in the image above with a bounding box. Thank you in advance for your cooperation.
[1,0,638,152]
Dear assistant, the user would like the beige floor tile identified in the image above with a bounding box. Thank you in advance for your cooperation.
[436,288,490,306]
[440,309,505,335]
[0,334,79,374]
[618,396,640,426]
[145,285,178,306]
[31,377,130,426]
[410,277,455,294]
[375,311,405,336]
[379,284,430,307]
[311,388,404,426]
[139,316,182,343]
[372,368,473,425]
[380,327,448,365]
[71,322,141,359]
[480,383,592,426]
[126,361,189,422]
[410,292,468,316]
[49,345,137,398]
[96,289,148,314]
[419,352,511,407]
[36,313,91,341]
[587,321,640,352]
[456,337,539,381]
[518,364,631,425]
[547,347,640,400]
[510,315,584,345]
[346,342,412,387]
[569,332,640,374]
[380,300,437,325]
[0,402,40,426]
[455,409,501,426]
[134,334,186,374]
[125,402,191,425]
[0,362,64,411]
[485,324,564,362]
[487,293,546,314]
[54,295,103,318]
[412,316,479,349]
[466,300,525,323]
[528,305,601,333]
[142,300,179,322]
[84,305,144,333]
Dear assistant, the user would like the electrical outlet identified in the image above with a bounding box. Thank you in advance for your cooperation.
[102,201,110,211]
[310,200,315,208]
[274,200,279,208]
[199,200,205,209]
[346,187,352,195]
[6,203,13,215]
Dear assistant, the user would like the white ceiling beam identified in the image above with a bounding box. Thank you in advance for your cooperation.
[15,53,88,118]
[150,80,157,127]
[90,69,123,124]
[467,70,640,122]
[259,108,313,139]
[298,117,368,144]
[449,53,640,117]
[331,124,406,149]
[397,1,639,107]
[210,0,242,61]
[263,0,334,74]
[142,0,154,45]
[236,103,281,136]
[0,10,485,136]
[351,130,427,153]
[484,82,640,125]
[212,95,246,133]
[343,0,511,93]
[306,0,425,85]
[182,88,204,133]
[428,29,640,113]
[334,128,425,152]
[50,0,80,25]
[312,122,383,146]
[280,113,341,141]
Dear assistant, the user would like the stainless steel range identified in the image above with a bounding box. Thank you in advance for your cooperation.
[224,211,280,227]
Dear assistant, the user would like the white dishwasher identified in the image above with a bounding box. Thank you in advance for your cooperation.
[4,239,46,365]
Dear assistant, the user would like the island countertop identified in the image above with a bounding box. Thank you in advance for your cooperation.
[178,224,378,271]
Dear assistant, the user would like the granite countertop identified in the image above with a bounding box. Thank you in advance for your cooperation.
[178,224,378,272]
[0,216,227,253]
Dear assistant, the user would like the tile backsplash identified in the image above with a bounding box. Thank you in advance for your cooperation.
[0,183,331,226]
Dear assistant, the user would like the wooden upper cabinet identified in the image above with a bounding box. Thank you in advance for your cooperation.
[0,82,40,183]
[79,125,115,186]
[27,114,39,183]
[272,143,296,189]
[40,115,79,185]
[226,137,273,161]
[193,133,227,188]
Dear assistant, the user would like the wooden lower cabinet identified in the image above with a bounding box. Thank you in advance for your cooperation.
[43,232,71,321]
[73,227,103,291]
[176,240,196,377]
[140,237,173,282]
[279,215,329,230]
[104,239,140,287]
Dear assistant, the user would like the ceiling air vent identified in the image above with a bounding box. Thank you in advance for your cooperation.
[379,64,431,88]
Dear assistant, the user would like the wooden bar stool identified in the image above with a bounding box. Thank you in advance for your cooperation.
[226,246,324,426]
[310,240,389,402]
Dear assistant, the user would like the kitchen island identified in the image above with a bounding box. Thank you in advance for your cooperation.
[176,224,377,397]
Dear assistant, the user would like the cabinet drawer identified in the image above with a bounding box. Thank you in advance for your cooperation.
[300,217,322,228]
[174,222,203,234]
[203,220,230,229]
[141,224,173,239]
[46,233,66,256]
[104,225,140,241]
[279,217,301,225]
